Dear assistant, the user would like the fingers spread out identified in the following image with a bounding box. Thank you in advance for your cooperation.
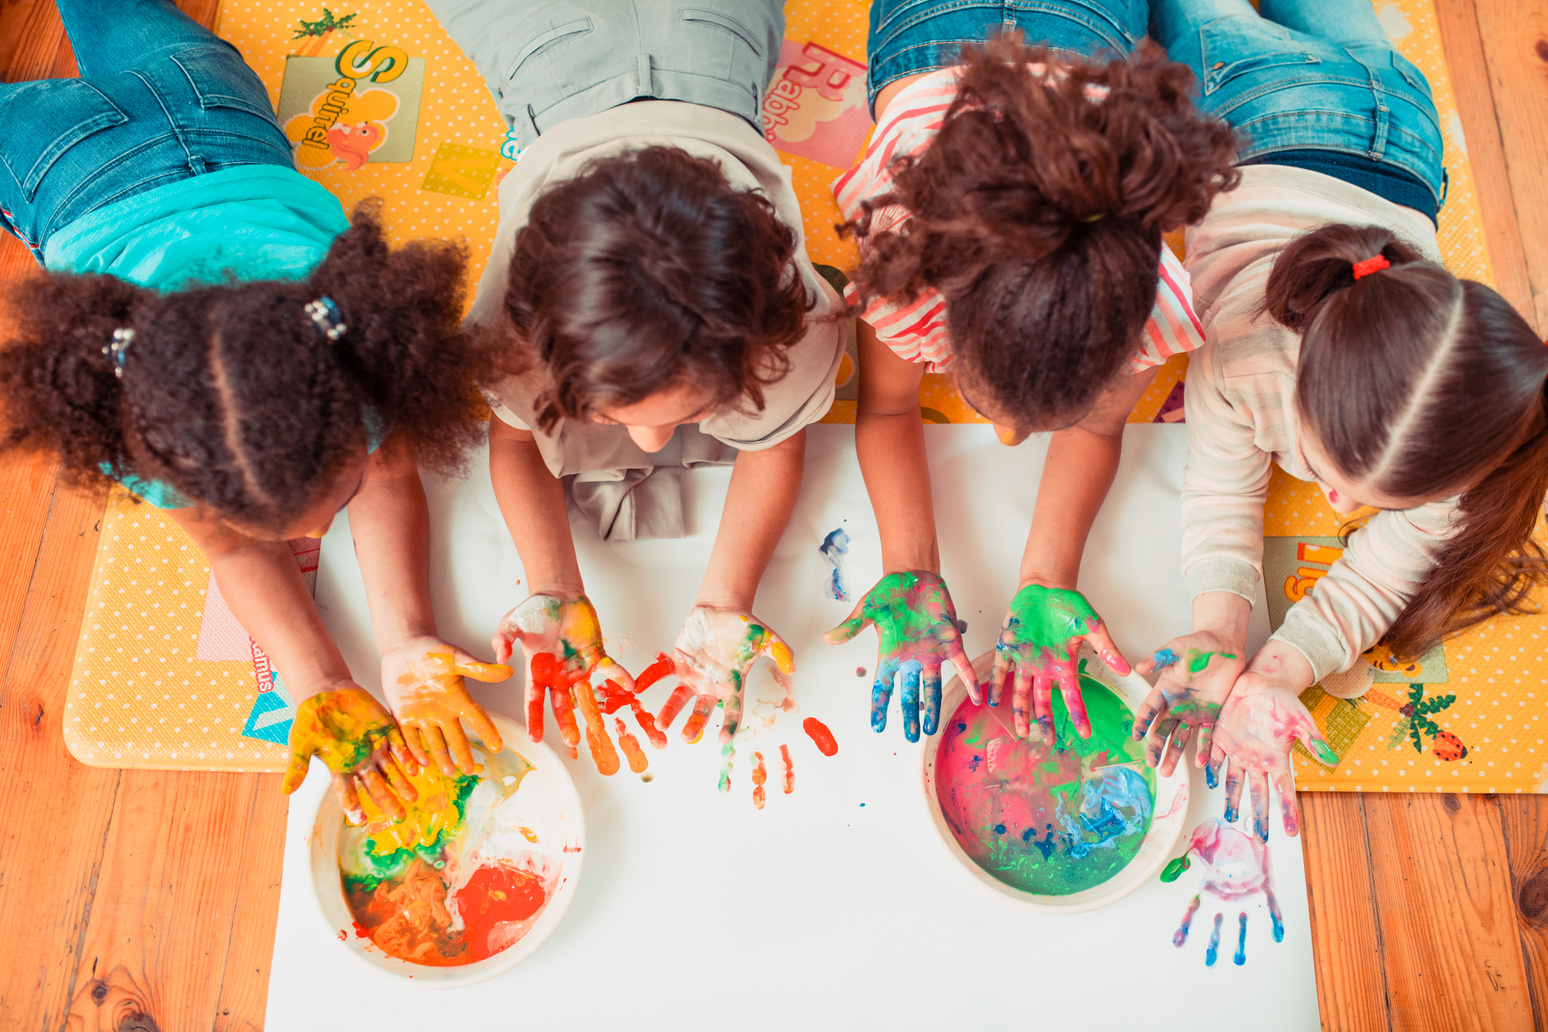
[921,662,943,738]
[823,601,869,646]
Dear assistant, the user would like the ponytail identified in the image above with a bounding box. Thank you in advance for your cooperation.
[847,36,1240,427]
[0,271,144,488]
[0,202,502,528]
[1271,222,1548,657]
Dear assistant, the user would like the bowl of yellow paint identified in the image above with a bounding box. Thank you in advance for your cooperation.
[309,711,583,985]
[921,649,1190,913]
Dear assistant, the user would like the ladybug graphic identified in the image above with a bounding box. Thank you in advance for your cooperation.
[1431,730,1468,761]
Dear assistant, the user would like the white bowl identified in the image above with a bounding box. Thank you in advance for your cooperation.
[309,712,583,986]
[921,649,1190,913]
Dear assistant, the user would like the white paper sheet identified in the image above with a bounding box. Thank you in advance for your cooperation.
[268,424,1319,1031]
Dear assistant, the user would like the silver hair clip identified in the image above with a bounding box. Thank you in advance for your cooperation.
[103,327,134,378]
[304,296,347,341]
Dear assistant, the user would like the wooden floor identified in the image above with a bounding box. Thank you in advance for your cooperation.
[1,1,1546,1028]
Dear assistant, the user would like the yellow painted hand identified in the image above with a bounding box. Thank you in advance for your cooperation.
[385,646,511,777]
[283,686,419,824]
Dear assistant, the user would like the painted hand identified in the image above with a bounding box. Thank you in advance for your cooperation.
[1207,663,1337,840]
[657,606,795,744]
[1132,635,1245,777]
[990,585,1130,740]
[282,685,419,825]
[492,594,635,760]
[381,639,511,778]
[1160,818,1285,967]
[824,570,977,742]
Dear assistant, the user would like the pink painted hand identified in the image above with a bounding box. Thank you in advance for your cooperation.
[823,570,978,742]
[381,639,511,778]
[1206,656,1338,840]
[657,606,795,744]
[492,594,635,759]
[991,585,1130,740]
[1132,635,1245,777]
[282,685,419,825]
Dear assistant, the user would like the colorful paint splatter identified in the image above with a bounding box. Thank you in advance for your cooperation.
[819,528,852,602]
[338,741,557,966]
[934,673,1155,896]
[1161,818,1284,967]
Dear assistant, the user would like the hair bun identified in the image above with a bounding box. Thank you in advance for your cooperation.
[1265,223,1427,332]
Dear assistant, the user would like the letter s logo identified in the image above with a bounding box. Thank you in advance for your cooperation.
[335,40,409,83]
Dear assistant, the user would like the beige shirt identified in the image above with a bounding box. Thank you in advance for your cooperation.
[1181,164,1458,680]
[468,101,846,540]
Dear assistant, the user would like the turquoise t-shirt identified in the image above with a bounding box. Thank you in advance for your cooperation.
[44,165,371,509]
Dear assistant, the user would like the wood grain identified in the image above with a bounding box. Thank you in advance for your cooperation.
[1298,793,1393,1032]
[1470,0,1548,330]
[1500,796,1548,1024]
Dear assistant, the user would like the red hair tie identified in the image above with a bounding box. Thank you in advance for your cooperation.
[1352,254,1390,280]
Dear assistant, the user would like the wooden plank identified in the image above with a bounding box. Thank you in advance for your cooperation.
[1298,793,1393,1032]
[0,0,64,83]
[1498,796,1548,1028]
[1435,0,1535,315]
[1472,0,1548,330]
[1363,793,1535,1031]
[211,778,288,1032]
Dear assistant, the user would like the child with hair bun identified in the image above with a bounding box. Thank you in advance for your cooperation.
[829,10,1239,746]
[0,0,511,823]
[1136,0,1548,842]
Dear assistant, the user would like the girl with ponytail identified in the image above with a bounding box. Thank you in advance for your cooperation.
[0,0,512,824]
[827,11,1239,746]
[1138,0,1546,842]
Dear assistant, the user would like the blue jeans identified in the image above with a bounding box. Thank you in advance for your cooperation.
[1150,0,1445,207]
[0,0,295,263]
[867,0,1151,115]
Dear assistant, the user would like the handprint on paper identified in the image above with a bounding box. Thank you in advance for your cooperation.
[1161,818,1284,967]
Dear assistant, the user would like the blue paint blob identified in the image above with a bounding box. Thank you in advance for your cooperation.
[1272,910,1285,943]
[994,823,1006,835]
[1204,763,1220,790]
[1234,912,1248,966]
[1205,912,1223,967]
[956,722,967,733]
[818,528,852,602]
[1151,648,1180,671]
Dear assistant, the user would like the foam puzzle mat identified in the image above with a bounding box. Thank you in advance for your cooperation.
[60,0,1548,793]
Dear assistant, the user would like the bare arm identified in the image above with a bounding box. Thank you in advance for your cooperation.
[346,435,438,654]
[488,414,583,597]
[854,320,937,572]
[1018,368,1157,590]
[696,429,807,609]
[168,508,350,701]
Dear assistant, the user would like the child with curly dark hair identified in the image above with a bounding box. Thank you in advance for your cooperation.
[826,12,1239,746]
[423,0,847,755]
[0,0,512,823]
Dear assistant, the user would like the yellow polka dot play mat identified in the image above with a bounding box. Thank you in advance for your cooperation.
[60,0,1547,791]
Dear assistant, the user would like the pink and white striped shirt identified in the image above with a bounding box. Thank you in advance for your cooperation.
[833,66,1204,374]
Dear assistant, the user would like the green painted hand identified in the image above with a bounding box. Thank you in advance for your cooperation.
[283,686,419,825]
[1132,635,1246,777]
[824,571,977,742]
[991,585,1129,740]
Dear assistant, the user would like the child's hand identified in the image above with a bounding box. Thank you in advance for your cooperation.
[657,605,794,744]
[1132,635,1245,776]
[824,570,976,742]
[990,585,1129,739]
[1206,649,1337,840]
[492,594,634,756]
[282,685,419,824]
[381,639,511,778]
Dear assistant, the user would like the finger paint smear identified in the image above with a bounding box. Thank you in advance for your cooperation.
[819,528,852,602]
[338,740,561,967]
[934,675,1154,896]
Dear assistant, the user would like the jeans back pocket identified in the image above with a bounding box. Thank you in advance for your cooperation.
[1199,16,1320,96]
[169,45,282,123]
[0,79,127,201]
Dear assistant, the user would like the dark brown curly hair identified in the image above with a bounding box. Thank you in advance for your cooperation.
[848,36,1240,428]
[0,201,503,530]
[1266,222,1548,659]
[502,145,812,432]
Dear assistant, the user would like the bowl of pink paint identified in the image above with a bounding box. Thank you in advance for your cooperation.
[921,649,1189,912]
[308,711,584,985]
